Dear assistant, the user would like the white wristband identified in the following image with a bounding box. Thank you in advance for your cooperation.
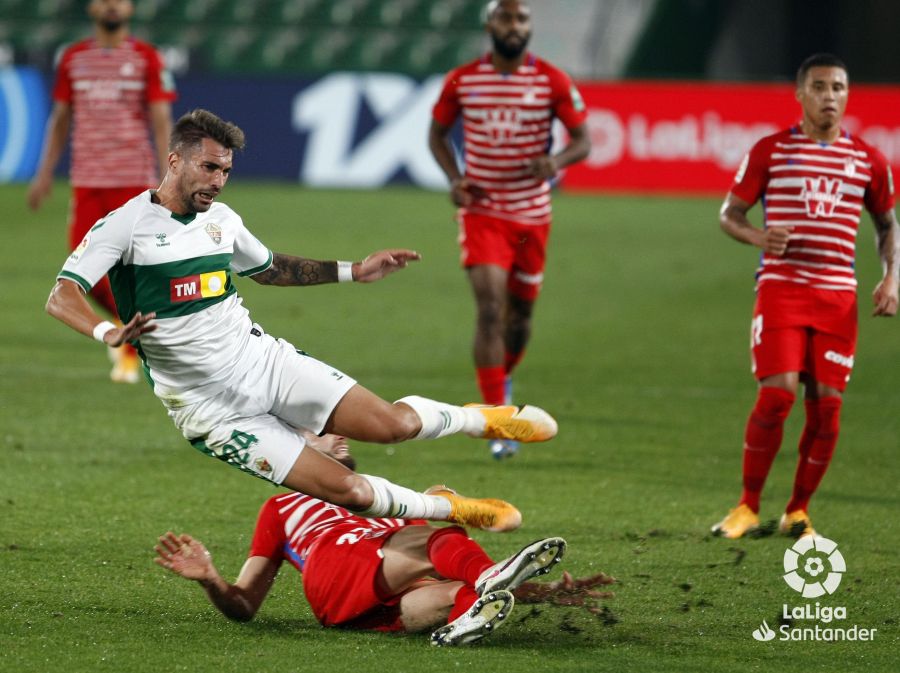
[337,260,354,283]
[92,320,116,343]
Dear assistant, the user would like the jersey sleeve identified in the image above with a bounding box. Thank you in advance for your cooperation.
[141,42,178,103]
[57,211,131,292]
[432,68,462,128]
[730,137,772,206]
[864,145,896,215]
[231,217,273,277]
[248,497,287,560]
[52,46,74,103]
[548,66,588,130]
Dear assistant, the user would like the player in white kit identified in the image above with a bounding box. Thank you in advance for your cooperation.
[46,109,559,532]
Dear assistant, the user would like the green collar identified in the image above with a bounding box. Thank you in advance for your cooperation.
[170,212,197,225]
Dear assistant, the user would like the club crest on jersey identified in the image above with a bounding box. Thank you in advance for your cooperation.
[254,457,273,475]
[170,270,227,302]
[204,222,222,245]
[801,177,843,218]
[843,157,856,177]
[484,106,522,145]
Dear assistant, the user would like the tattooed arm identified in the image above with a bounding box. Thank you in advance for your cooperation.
[872,209,900,317]
[251,249,422,286]
[251,254,340,286]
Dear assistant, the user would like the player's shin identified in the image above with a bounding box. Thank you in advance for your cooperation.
[352,474,452,520]
[786,396,842,513]
[740,387,795,512]
[426,526,492,585]
[395,395,484,439]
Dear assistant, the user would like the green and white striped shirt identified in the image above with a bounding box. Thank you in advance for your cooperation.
[59,190,273,407]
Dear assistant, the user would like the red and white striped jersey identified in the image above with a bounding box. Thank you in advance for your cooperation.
[248,492,423,572]
[53,37,177,188]
[432,53,587,225]
[732,126,895,291]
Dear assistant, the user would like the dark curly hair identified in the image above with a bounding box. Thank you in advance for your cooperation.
[169,109,246,153]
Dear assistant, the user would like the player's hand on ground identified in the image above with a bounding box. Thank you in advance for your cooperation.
[449,177,487,207]
[514,570,615,610]
[761,226,792,256]
[104,311,157,346]
[528,155,558,180]
[872,275,899,316]
[154,532,215,582]
[354,250,421,283]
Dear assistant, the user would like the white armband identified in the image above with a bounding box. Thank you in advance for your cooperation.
[337,260,354,283]
[92,320,116,343]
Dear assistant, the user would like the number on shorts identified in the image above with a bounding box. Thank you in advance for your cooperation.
[750,314,763,347]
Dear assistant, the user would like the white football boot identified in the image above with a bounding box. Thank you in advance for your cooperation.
[430,590,515,647]
[475,537,566,596]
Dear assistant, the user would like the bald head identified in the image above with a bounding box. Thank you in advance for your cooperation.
[483,0,531,23]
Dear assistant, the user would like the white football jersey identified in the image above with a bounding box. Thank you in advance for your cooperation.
[59,190,273,406]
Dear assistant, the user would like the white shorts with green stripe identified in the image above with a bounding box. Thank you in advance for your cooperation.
[170,328,356,484]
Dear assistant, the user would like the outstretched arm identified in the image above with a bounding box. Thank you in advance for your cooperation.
[46,279,156,346]
[154,532,279,622]
[872,209,900,317]
[251,249,421,286]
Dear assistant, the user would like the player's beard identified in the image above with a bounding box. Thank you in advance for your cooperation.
[99,18,126,32]
[491,31,530,60]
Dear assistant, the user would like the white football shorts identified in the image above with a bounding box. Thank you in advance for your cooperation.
[168,326,356,484]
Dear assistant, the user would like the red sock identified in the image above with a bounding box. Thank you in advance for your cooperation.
[739,387,795,513]
[448,585,479,622]
[504,350,524,375]
[786,397,841,513]
[426,526,494,587]
[476,365,506,406]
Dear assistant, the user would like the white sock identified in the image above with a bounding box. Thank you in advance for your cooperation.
[355,474,452,520]
[396,395,485,439]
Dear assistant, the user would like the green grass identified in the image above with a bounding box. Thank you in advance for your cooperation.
[1,182,897,672]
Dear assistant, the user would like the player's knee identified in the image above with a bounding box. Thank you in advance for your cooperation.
[475,299,504,330]
[367,404,420,443]
[342,473,376,510]
[810,396,842,439]
[755,386,796,421]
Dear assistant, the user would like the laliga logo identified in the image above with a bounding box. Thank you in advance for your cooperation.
[783,536,846,598]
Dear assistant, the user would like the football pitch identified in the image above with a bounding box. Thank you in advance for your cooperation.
[1,182,897,672]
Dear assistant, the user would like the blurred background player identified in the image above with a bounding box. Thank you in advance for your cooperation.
[27,0,176,383]
[155,431,611,647]
[429,0,591,459]
[712,54,899,539]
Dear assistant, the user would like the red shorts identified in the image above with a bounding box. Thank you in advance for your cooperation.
[750,282,857,391]
[302,523,409,632]
[69,186,151,249]
[458,212,550,301]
